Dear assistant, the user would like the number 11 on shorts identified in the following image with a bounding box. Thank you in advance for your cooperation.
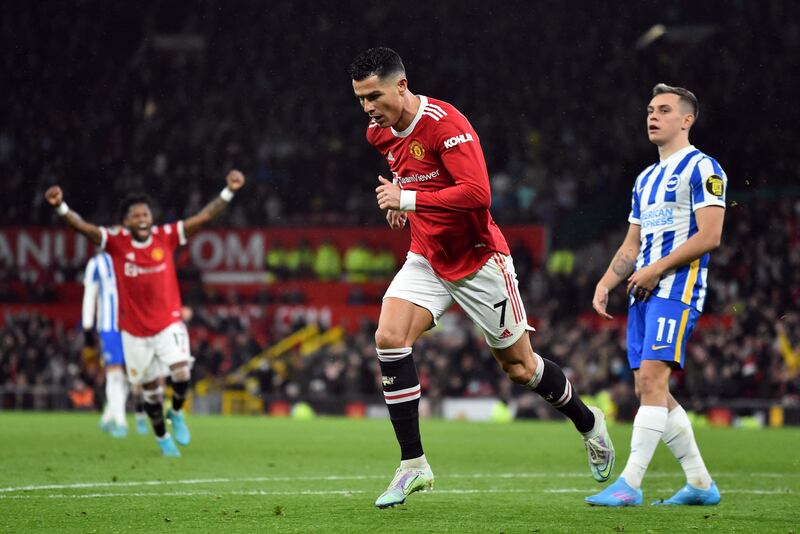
[656,316,677,343]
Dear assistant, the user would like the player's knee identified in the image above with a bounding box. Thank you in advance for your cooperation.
[170,364,191,383]
[637,371,666,396]
[374,328,406,350]
[142,385,164,405]
[501,361,531,385]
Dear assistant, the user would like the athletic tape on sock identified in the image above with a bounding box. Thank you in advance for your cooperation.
[376,347,413,362]
[525,353,545,389]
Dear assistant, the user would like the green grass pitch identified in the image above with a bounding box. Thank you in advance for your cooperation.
[1,412,798,533]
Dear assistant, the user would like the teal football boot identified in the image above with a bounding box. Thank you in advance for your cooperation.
[156,434,181,457]
[653,481,720,506]
[166,409,191,446]
[586,477,643,506]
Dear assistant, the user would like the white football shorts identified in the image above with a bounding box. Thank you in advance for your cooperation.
[121,321,194,385]
[384,251,534,349]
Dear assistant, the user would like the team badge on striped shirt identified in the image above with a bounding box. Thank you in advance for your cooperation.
[706,175,724,196]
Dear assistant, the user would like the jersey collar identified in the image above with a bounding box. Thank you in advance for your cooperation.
[131,234,153,248]
[391,95,428,138]
[659,144,696,166]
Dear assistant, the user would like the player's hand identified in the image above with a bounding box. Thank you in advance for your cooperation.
[386,209,407,230]
[592,284,613,320]
[226,170,246,191]
[376,175,401,211]
[627,264,662,302]
[45,186,64,207]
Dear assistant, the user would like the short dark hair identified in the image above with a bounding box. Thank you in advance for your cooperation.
[347,47,405,81]
[119,193,153,221]
[652,83,699,118]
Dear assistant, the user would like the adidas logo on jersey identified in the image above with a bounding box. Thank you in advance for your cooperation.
[499,328,513,339]
[386,151,395,162]
[126,252,135,261]
[443,133,474,149]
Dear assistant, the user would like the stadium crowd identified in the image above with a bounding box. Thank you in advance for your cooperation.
[1,2,798,414]
[2,2,798,238]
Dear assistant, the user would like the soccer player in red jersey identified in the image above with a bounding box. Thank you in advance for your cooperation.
[44,170,245,456]
[349,47,616,508]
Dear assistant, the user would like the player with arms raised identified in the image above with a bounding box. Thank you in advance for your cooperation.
[349,47,615,508]
[45,171,245,456]
[586,84,725,506]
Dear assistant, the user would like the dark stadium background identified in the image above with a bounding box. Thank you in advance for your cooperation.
[1,1,798,425]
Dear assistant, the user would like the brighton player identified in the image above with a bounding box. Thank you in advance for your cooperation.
[83,251,148,437]
[586,84,725,506]
[349,47,615,509]
[45,170,245,456]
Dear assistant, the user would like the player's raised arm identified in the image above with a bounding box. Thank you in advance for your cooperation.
[183,170,246,238]
[593,223,641,319]
[44,186,103,246]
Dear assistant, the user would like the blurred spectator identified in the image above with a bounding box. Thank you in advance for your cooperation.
[285,238,315,279]
[314,239,342,281]
[265,239,288,279]
[370,245,397,281]
[343,240,372,282]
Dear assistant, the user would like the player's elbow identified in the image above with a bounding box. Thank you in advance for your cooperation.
[705,232,722,251]
[472,189,491,210]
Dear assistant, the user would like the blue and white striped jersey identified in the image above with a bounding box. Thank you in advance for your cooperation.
[82,253,119,333]
[629,144,727,312]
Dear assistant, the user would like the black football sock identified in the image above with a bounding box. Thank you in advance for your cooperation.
[143,401,167,438]
[171,380,190,412]
[526,353,595,433]
[377,348,424,461]
[134,393,145,416]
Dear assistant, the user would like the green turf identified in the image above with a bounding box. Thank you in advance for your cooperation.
[1,413,798,533]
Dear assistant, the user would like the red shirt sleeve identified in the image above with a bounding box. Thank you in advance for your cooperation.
[414,117,491,212]
[161,221,187,251]
[101,227,123,256]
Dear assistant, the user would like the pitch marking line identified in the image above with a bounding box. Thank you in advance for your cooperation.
[544,489,794,495]
[0,488,794,500]
[0,472,796,494]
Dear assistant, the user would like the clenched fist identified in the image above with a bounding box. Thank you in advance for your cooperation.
[45,186,64,206]
[226,170,246,191]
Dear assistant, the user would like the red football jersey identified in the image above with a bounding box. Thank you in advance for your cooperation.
[101,222,185,337]
[366,95,509,281]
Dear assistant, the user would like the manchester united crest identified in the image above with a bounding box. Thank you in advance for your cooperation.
[409,140,425,161]
[151,247,165,261]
